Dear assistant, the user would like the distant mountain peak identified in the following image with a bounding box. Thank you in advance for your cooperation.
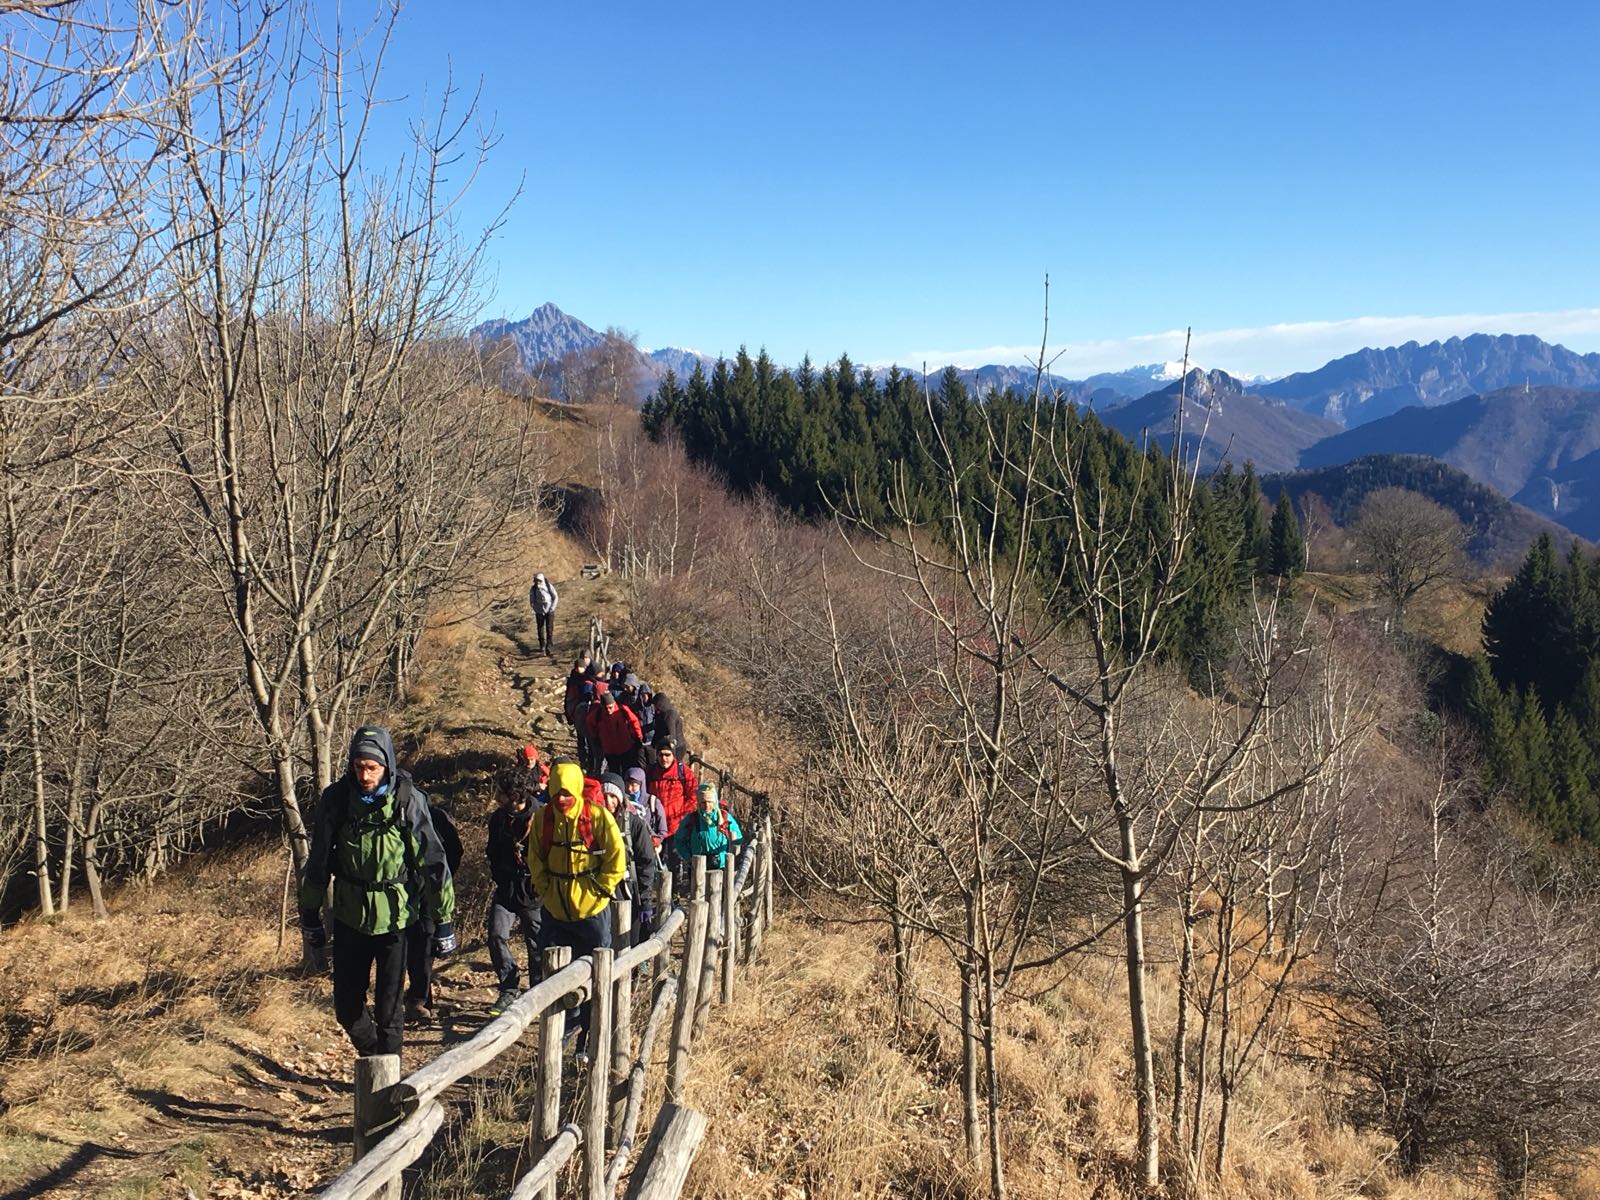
[1259,333,1600,427]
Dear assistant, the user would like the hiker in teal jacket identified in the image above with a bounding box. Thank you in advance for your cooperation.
[670,781,743,871]
[299,725,457,1055]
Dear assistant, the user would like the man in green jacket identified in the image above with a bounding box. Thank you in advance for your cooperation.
[300,726,457,1056]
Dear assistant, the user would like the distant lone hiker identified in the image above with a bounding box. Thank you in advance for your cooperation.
[529,571,559,657]
[299,726,457,1056]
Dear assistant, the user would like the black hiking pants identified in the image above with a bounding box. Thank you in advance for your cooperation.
[332,922,406,1056]
[404,914,435,1007]
[535,610,555,654]
[536,909,611,1052]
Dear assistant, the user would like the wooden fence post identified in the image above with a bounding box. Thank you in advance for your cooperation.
[610,901,634,1147]
[624,1103,709,1200]
[353,1053,402,1200]
[532,945,570,1200]
[762,812,774,930]
[691,854,706,904]
[748,836,766,962]
[585,947,614,1200]
[666,899,708,1104]
[656,868,672,921]
[720,859,737,1005]
[692,870,721,1042]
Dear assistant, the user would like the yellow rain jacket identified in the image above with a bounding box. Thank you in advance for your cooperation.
[529,761,626,921]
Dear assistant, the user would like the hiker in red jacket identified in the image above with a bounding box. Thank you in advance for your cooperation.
[646,739,698,840]
[562,651,592,727]
[586,689,645,774]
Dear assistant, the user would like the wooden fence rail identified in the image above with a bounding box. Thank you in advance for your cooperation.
[317,760,775,1200]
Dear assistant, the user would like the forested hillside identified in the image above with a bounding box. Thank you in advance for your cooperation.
[642,353,1315,682]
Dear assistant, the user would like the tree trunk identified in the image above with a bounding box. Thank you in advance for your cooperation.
[22,632,54,916]
[980,946,1007,1199]
[84,799,108,919]
[1171,860,1199,1180]
[1119,821,1159,1189]
[959,960,982,1167]
[889,879,915,1028]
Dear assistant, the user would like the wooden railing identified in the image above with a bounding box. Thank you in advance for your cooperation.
[316,767,775,1200]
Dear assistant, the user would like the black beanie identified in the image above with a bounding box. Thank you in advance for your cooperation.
[350,730,387,766]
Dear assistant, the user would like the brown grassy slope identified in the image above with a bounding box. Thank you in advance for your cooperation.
[1298,570,1500,658]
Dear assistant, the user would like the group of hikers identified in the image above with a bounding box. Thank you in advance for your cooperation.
[297,582,743,1061]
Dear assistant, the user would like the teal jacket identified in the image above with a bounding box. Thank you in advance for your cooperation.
[670,805,744,871]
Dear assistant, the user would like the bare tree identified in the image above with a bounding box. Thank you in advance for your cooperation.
[1350,487,1466,627]
[1312,753,1600,1193]
[146,1,509,891]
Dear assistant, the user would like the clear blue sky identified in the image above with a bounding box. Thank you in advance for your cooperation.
[372,0,1600,378]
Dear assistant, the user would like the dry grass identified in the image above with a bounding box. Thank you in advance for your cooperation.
[676,905,1600,1200]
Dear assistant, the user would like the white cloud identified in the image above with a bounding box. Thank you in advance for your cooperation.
[900,308,1600,380]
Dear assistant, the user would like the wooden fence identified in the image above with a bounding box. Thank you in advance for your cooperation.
[316,767,775,1200]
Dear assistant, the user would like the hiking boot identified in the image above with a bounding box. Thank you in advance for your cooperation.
[405,999,434,1025]
[488,988,518,1017]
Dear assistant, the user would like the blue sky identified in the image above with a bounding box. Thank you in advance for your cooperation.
[371,1,1600,378]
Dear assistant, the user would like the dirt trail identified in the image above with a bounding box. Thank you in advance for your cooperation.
[0,562,627,1199]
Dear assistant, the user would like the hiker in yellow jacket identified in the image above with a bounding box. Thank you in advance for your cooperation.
[528,758,625,1057]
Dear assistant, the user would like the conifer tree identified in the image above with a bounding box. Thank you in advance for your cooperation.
[1267,491,1306,581]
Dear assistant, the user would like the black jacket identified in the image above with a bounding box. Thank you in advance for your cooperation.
[618,805,660,911]
[652,699,687,758]
[487,803,537,912]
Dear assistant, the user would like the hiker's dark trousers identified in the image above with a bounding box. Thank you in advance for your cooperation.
[332,922,406,1056]
[487,898,541,991]
[536,909,611,1051]
[536,610,555,652]
[405,913,435,1006]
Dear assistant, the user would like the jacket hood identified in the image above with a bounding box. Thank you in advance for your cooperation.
[549,760,585,802]
[625,767,648,789]
[623,673,641,690]
[347,725,397,788]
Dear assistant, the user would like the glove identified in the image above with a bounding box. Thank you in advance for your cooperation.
[432,921,457,959]
[637,909,655,938]
[300,910,328,950]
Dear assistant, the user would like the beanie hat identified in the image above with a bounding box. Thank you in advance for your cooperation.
[350,728,388,766]
[600,771,626,794]
[602,779,625,803]
[697,781,719,806]
[653,734,676,751]
[518,744,540,765]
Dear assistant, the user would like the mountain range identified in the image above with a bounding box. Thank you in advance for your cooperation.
[471,304,1600,545]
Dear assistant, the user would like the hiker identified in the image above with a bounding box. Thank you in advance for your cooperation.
[562,651,592,727]
[573,679,608,775]
[486,766,542,1016]
[671,781,744,871]
[608,660,628,692]
[528,571,559,657]
[586,687,645,774]
[299,725,456,1057]
[647,738,699,843]
[529,758,625,1056]
[633,683,657,748]
[404,797,463,1023]
[515,743,550,801]
[601,772,659,945]
[624,766,668,847]
[650,690,689,759]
